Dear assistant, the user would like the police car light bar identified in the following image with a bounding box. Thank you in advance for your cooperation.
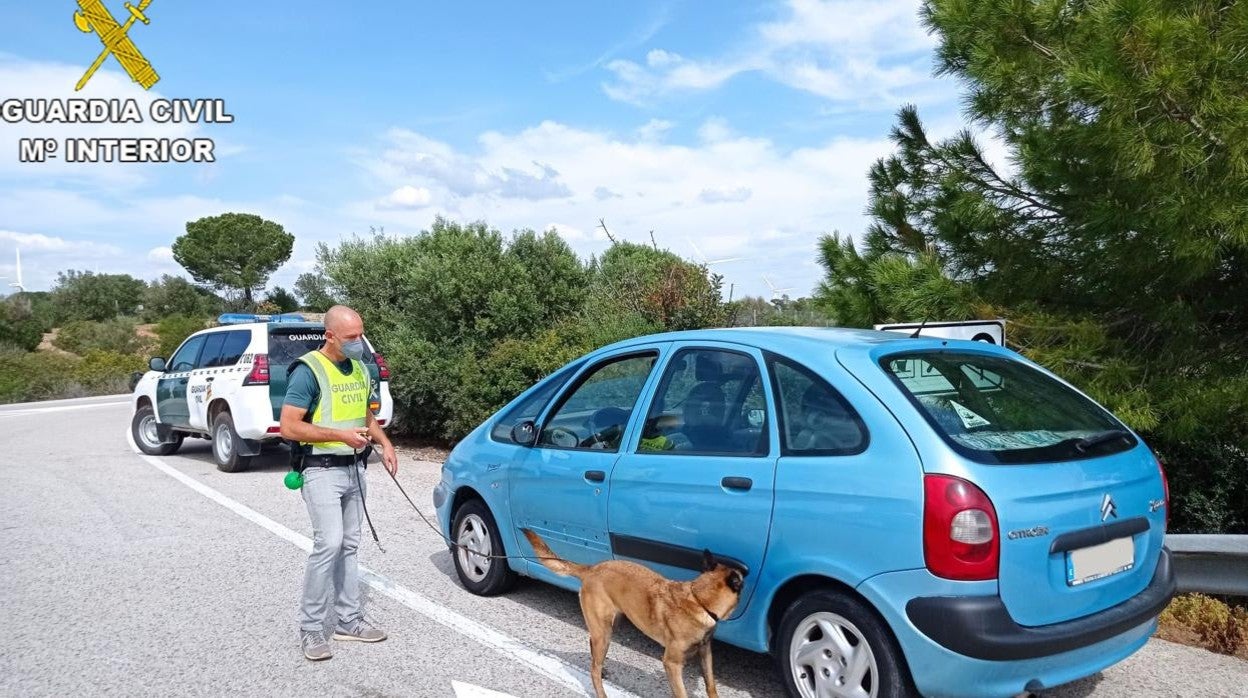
[217,313,306,325]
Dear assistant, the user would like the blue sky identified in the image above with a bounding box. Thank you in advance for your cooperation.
[0,0,969,300]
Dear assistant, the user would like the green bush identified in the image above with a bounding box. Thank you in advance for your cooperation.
[53,318,144,355]
[142,275,222,322]
[73,350,145,393]
[156,315,209,358]
[318,218,726,440]
[0,304,43,352]
[0,349,84,404]
[50,270,146,322]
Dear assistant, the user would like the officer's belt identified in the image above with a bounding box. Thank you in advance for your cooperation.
[302,453,364,468]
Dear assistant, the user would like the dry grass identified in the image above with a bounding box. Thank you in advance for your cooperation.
[1157,594,1248,660]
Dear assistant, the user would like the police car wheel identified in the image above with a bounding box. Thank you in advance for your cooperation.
[211,411,252,473]
[131,405,182,456]
[450,498,516,596]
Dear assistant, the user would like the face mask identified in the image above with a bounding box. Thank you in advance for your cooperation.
[340,338,366,360]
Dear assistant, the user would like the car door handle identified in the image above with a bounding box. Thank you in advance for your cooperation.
[584,470,606,483]
[722,476,753,491]
[205,377,214,382]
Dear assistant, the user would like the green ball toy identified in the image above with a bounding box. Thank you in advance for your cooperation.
[284,471,304,490]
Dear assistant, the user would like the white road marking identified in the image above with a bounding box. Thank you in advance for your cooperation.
[0,400,130,417]
[452,680,520,697]
[124,430,638,698]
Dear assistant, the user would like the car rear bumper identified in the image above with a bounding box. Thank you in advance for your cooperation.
[906,547,1175,661]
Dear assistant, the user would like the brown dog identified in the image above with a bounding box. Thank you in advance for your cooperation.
[522,528,746,698]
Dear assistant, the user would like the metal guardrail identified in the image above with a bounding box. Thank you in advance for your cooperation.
[1166,534,1248,597]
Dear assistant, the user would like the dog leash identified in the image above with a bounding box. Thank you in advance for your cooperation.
[376,462,564,564]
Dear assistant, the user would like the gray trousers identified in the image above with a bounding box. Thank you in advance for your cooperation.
[299,464,366,633]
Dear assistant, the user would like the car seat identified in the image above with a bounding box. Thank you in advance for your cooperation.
[682,382,728,451]
[792,384,861,451]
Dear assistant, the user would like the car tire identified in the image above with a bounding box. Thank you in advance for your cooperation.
[131,404,183,456]
[450,498,517,596]
[211,411,252,473]
[776,589,917,698]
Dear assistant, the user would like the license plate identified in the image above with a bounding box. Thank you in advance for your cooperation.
[1066,536,1134,586]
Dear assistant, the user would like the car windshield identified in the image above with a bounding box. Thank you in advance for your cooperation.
[267,326,376,369]
[880,350,1135,464]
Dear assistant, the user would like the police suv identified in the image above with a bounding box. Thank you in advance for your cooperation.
[129,313,394,472]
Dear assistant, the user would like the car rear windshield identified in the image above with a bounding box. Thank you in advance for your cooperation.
[267,327,376,368]
[880,350,1136,464]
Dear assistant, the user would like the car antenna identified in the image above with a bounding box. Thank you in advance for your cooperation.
[910,316,930,339]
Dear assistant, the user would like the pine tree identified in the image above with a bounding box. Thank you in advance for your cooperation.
[817,0,1248,532]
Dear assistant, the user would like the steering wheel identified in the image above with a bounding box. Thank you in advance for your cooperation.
[581,407,629,449]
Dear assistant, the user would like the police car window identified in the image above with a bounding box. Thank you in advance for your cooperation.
[768,356,867,456]
[195,331,228,369]
[268,328,326,367]
[216,331,250,367]
[169,335,207,373]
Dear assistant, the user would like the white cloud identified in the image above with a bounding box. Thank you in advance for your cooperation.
[602,0,940,107]
[147,245,174,262]
[380,185,432,209]
[0,229,120,255]
[545,223,587,241]
[350,119,898,300]
[697,117,733,144]
[699,186,753,204]
[365,129,573,201]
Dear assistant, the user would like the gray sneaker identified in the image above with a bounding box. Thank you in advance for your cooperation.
[301,630,332,661]
[333,618,387,643]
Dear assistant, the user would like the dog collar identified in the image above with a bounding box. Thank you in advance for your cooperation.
[697,600,720,623]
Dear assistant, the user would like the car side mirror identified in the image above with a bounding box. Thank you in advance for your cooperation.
[149,357,166,372]
[511,420,537,447]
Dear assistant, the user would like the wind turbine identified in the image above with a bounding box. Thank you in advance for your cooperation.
[763,274,794,300]
[7,248,23,293]
[687,238,742,268]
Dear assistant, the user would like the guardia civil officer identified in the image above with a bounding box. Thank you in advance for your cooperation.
[279,305,399,661]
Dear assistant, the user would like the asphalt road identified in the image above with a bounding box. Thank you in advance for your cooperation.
[1,395,1244,697]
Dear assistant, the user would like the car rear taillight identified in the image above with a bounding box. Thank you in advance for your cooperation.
[244,354,270,386]
[373,352,391,380]
[923,474,999,581]
[1157,454,1170,531]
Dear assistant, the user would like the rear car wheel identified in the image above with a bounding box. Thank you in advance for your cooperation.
[131,405,182,456]
[776,590,915,698]
[211,411,252,473]
[451,498,517,596]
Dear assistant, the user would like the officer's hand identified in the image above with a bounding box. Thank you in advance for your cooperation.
[381,444,398,476]
[340,428,370,450]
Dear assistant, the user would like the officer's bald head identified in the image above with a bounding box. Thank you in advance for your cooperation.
[324,305,363,340]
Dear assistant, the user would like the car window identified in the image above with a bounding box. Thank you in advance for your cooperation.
[267,326,377,368]
[882,351,1134,464]
[768,355,868,456]
[168,334,207,373]
[637,348,769,456]
[215,330,251,367]
[490,360,585,443]
[195,331,228,369]
[538,352,658,452]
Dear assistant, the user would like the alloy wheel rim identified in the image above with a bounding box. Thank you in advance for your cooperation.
[789,611,879,698]
[455,513,492,582]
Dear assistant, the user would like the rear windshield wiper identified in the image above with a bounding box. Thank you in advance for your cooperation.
[1072,429,1131,453]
